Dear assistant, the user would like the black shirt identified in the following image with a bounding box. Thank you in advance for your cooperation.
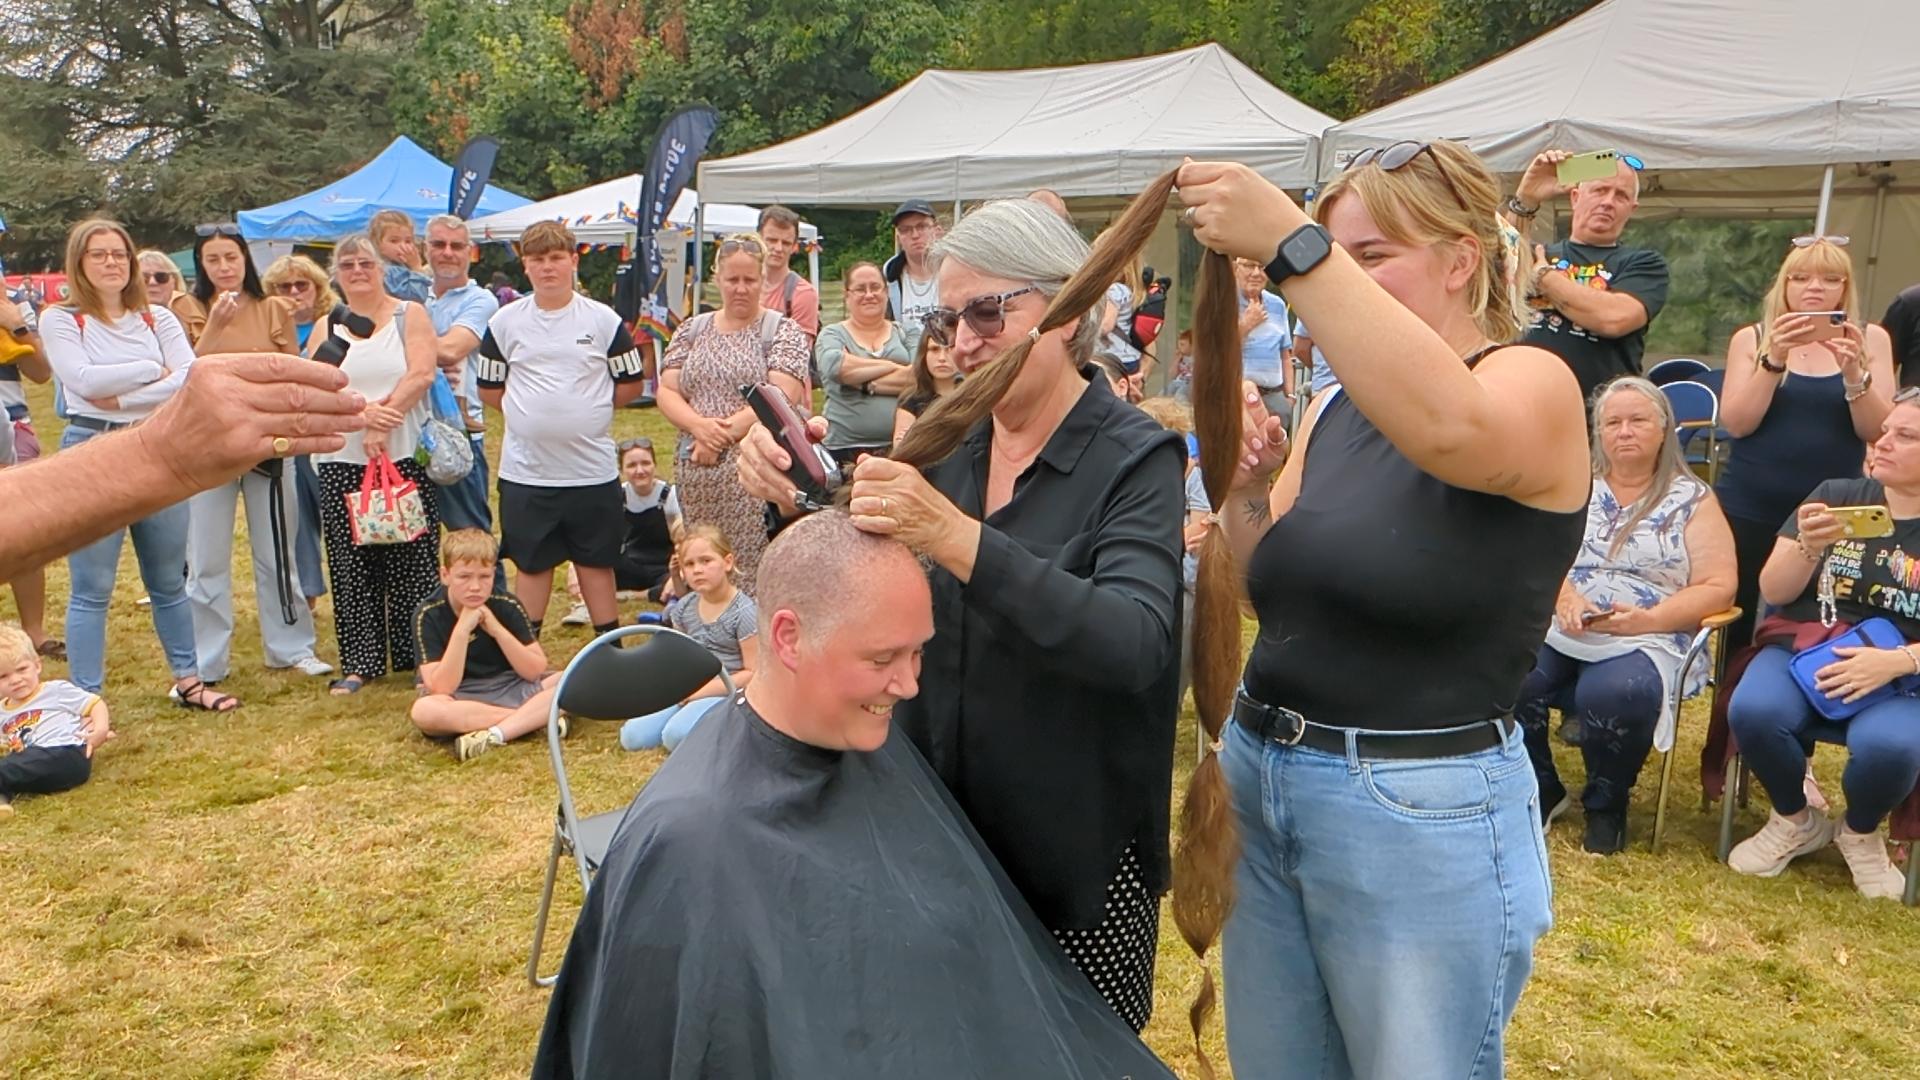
[1779,478,1920,641]
[413,587,537,683]
[1882,283,1920,388]
[1244,375,1585,731]
[1522,239,1671,399]
[897,377,1185,930]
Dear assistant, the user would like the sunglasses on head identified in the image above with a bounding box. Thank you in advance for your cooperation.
[922,286,1041,347]
[1793,234,1851,247]
[1343,141,1468,209]
[195,222,243,238]
[716,235,765,258]
[618,437,654,453]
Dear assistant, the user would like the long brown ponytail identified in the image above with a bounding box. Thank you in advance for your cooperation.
[889,173,1180,470]
[1173,228,1242,1080]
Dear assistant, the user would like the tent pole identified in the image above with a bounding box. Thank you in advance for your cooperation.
[1865,176,1891,307]
[693,201,706,314]
[808,245,821,299]
[1814,164,1836,236]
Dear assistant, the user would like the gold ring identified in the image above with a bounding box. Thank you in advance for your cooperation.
[881,497,890,514]
[272,437,292,456]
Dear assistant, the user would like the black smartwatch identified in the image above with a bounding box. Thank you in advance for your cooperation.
[1264,223,1334,285]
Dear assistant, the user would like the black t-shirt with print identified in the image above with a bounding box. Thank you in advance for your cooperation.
[413,587,537,683]
[1522,239,1671,400]
[1779,478,1920,642]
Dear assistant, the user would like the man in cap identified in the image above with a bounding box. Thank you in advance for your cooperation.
[883,199,942,358]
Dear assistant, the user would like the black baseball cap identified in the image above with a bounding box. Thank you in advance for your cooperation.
[892,199,936,224]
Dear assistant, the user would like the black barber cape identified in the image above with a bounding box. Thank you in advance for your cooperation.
[530,695,1175,1080]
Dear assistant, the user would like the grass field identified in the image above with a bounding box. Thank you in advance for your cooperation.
[5,371,1920,1079]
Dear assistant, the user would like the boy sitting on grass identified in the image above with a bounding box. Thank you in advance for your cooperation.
[1,622,112,817]
[412,529,561,763]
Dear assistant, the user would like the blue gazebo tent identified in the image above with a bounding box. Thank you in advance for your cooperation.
[238,136,531,241]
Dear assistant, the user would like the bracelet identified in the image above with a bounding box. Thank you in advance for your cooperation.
[1903,645,1920,676]
[1845,369,1874,402]
[1504,195,1540,218]
[1796,535,1828,563]
[1759,352,1786,373]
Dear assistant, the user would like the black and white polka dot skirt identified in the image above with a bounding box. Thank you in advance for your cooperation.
[1050,842,1160,1032]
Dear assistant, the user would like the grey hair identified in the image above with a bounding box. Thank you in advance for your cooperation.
[424,214,470,238]
[932,198,1101,362]
[328,234,385,276]
[1591,375,1701,558]
[755,511,926,644]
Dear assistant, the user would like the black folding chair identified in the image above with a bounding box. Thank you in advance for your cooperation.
[527,624,731,986]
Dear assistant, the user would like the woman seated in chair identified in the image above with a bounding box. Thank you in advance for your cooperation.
[1517,377,1736,854]
[1724,389,1920,900]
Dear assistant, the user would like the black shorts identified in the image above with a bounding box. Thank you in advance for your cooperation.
[498,479,622,573]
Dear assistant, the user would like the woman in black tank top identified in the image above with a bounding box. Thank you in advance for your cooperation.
[1172,145,1590,1079]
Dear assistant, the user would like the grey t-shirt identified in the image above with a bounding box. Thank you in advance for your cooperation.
[2,679,96,752]
[815,321,910,449]
[668,590,759,674]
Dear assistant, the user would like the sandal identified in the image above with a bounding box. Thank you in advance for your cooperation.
[328,675,368,696]
[171,678,241,713]
[35,638,65,660]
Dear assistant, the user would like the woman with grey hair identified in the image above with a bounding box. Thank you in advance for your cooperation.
[1514,376,1737,853]
[309,234,440,695]
[735,196,1185,1031]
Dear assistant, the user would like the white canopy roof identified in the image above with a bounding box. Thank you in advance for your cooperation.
[699,43,1336,205]
[467,178,818,245]
[1320,0,1920,310]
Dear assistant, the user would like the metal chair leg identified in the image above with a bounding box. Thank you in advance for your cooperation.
[1736,761,1752,809]
[1905,845,1919,907]
[1718,754,1742,862]
[1652,747,1676,852]
[527,829,565,988]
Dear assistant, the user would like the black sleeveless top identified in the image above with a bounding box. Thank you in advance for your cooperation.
[1243,359,1585,731]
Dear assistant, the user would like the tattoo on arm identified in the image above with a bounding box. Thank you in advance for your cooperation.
[1482,470,1523,494]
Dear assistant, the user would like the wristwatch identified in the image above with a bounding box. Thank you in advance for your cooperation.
[1505,195,1540,218]
[1263,224,1334,286]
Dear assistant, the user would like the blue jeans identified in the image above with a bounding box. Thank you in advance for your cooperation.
[1515,646,1663,814]
[1728,645,1920,834]
[434,435,506,593]
[620,696,725,752]
[293,455,327,599]
[61,424,200,692]
[1219,712,1551,1080]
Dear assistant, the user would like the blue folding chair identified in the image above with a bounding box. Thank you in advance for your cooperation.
[1663,379,1722,483]
[1647,357,1710,386]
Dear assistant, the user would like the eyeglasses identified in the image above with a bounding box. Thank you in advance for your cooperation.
[335,259,378,274]
[83,249,131,263]
[896,221,936,238]
[275,280,314,294]
[1786,272,1848,287]
[142,271,174,284]
[1792,234,1851,247]
[846,283,886,295]
[195,222,243,237]
[1344,141,1468,210]
[922,286,1041,347]
[618,437,654,453]
[427,239,470,251]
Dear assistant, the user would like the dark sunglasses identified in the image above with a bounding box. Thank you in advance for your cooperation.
[1793,234,1851,247]
[142,271,174,284]
[1343,141,1467,209]
[195,222,243,237]
[275,280,314,293]
[922,286,1040,347]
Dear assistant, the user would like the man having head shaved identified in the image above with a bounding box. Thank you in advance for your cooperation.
[531,512,1175,1080]
[1027,187,1072,221]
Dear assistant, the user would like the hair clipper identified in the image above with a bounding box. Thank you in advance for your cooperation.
[741,382,841,511]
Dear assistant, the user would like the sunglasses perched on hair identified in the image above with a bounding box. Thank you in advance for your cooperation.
[1894,387,1920,406]
[618,437,655,453]
[716,235,765,257]
[142,271,174,284]
[1343,141,1468,209]
[922,286,1040,347]
[195,222,243,237]
[1793,234,1851,247]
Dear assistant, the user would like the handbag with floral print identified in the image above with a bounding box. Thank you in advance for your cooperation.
[343,453,429,546]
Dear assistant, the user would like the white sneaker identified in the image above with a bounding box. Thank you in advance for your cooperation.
[455,728,503,763]
[1835,826,1907,900]
[291,656,335,677]
[615,590,643,602]
[559,602,590,627]
[1729,810,1838,877]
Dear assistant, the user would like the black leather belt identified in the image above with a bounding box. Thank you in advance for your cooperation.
[68,415,136,432]
[1233,689,1512,760]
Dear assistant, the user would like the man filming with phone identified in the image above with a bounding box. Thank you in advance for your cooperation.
[1508,149,1670,400]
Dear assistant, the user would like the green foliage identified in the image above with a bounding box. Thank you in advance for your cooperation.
[1635,218,1811,359]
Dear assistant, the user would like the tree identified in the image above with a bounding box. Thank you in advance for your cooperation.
[0,0,416,267]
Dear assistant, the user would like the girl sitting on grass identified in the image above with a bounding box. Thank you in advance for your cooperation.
[619,525,757,752]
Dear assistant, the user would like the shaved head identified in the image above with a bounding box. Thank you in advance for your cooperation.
[756,511,926,643]
[1027,188,1071,221]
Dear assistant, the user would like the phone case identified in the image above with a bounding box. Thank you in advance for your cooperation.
[1803,312,1849,342]
[1831,505,1893,539]
[1556,151,1621,186]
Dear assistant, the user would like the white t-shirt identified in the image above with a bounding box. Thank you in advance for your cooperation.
[477,293,644,487]
[1,679,96,752]
[896,269,940,356]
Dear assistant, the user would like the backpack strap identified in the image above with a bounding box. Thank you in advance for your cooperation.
[781,271,798,312]
[757,309,782,358]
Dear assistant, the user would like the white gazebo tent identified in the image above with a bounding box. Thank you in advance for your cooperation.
[698,42,1336,372]
[1319,0,1920,313]
[469,180,820,313]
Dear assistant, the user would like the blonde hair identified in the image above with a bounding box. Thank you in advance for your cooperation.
[1313,140,1521,343]
[519,220,577,258]
[1136,395,1192,434]
[1095,224,1144,304]
[1756,239,1859,359]
[367,209,416,250]
[136,249,177,287]
[679,523,734,562]
[262,254,340,314]
[439,528,498,569]
[0,623,35,670]
[64,219,146,321]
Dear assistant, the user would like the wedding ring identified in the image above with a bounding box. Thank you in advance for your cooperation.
[272,437,292,456]
[881,497,891,514]
[1181,206,1198,228]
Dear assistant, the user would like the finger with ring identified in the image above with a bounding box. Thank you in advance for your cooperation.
[881,497,891,514]
[272,436,292,456]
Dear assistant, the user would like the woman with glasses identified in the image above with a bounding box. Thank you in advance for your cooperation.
[657,233,810,593]
[183,225,331,684]
[816,261,911,465]
[1716,236,1895,652]
[1178,141,1588,1077]
[39,220,221,708]
[137,250,206,342]
[737,198,1186,1032]
[309,235,440,695]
